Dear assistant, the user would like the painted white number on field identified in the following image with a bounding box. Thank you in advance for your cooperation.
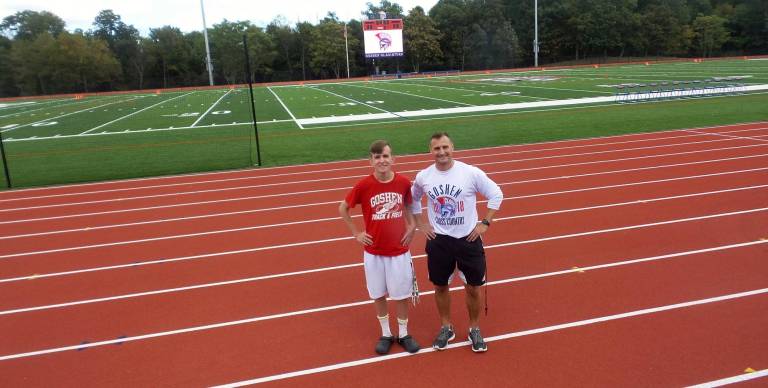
[179,112,200,117]
[211,110,231,115]
[1,124,19,129]
[32,121,58,127]
[365,101,385,104]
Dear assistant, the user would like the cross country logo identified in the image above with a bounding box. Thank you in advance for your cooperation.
[435,196,457,217]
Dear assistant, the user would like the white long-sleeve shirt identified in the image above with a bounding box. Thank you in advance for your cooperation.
[411,160,503,238]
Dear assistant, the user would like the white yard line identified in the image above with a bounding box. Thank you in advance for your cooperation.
[392,80,555,101]
[266,86,304,129]
[191,89,233,127]
[340,82,475,106]
[308,86,399,117]
[0,97,141,133]
[79,92,194,134]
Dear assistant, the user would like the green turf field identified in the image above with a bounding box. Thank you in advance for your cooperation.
[0,58,767,188]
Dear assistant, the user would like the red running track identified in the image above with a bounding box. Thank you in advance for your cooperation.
[0,122,766,387]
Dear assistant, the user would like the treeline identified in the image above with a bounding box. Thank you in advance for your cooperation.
[0,0,766,97]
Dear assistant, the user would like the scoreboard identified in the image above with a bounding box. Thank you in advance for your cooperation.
[362,19,404,58]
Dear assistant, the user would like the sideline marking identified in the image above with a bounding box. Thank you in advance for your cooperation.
[683,129,768,143]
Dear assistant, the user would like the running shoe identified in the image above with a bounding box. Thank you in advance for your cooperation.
[375,336,394,355]
[432,325,455,350]
[397,335,420,353]
[468,327,487,353]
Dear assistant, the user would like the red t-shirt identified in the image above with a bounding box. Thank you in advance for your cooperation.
[345,172,412,256]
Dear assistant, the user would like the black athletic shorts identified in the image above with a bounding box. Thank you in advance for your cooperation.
[425,233,486,286]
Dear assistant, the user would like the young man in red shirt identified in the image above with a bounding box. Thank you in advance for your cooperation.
[339,140,420,354]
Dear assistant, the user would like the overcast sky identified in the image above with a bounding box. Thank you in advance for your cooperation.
[1,0,440,35]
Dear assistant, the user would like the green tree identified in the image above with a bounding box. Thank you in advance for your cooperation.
[1,10,65,41]
[267,17,297,81]
[692,14,731,57]
[0,36,18,96]
[10,33,58,94]
[295,22,316,80]
[54,32,121,92]
[363,0,405,20]
[148,26,191,88]
[430,0,472,70]
[309,13,358,78]
[403,6,442,72]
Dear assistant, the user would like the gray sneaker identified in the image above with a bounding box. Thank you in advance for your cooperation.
[432,325,455,350]
[468,328,487,353]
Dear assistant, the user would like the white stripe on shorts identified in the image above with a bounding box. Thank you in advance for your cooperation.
[363,251,415,300]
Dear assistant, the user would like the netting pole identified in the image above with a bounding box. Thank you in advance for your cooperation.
[242,34,262,166]
[0,129,11,188]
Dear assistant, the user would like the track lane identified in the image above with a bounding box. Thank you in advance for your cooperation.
[3,122,762,200]
[0,242,764,386]
[1,149,766,237]
[2,129,766,211]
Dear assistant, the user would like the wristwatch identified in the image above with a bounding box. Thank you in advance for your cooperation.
[481,219,491,227]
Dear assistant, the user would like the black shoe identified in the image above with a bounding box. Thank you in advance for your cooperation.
[468,328,487,353]
[375,336,394,355]
[432,325,455,350]
[397,335,420,353]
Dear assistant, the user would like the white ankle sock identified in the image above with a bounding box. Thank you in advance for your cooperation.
[398,318,408,337]
[378,314,392,337]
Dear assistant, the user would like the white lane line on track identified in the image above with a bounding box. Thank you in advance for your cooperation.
[0,121,764,196]
[2,178,766,258]
[266,87,304,129]
[214,287,768,387]
[3,130,763,204]
[686,369,768,388]
[0,133,744,202]
[29,127,768,204]
[80,92,195,134]
[3,281,766,366]
[683,129,768,143]
[2,204,766,284]
[1,155,766,226]
[2,142,767,213]
[1,232,764,317]
[1,172,766,242]
[191,89,232,127]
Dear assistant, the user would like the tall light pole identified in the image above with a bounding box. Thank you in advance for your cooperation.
[344,23,350,78]
[200,0,214,85]
[534,0,539,67]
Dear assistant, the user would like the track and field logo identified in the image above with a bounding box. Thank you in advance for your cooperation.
[435,196,457,217]
[375,32,392,50]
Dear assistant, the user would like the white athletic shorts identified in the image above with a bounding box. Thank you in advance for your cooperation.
[363,251,414,300]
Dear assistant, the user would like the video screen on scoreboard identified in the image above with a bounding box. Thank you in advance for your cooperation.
[363,19,404,58]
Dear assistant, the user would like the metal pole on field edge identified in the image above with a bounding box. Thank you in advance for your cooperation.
[534,0,539,68]
[0,130,12,188]
[242,34,262,166]
[200,0,215,86]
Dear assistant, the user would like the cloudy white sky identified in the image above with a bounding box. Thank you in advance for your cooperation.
[1,0,440,35]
